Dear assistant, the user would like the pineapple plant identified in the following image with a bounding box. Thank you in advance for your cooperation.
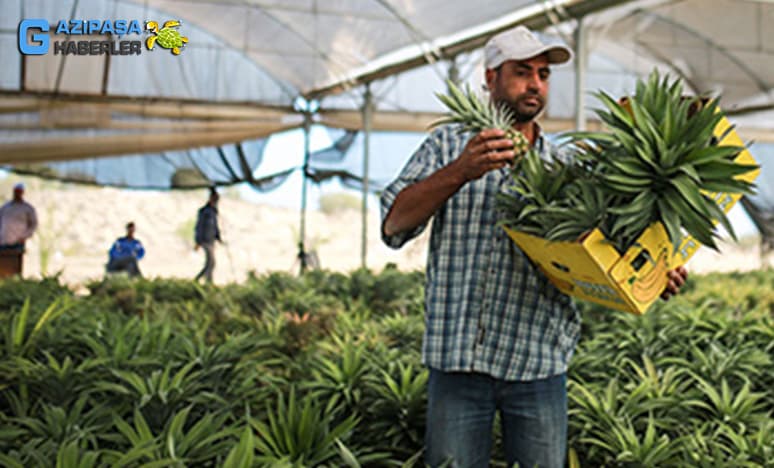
[568,70,758,252]
[496,150,609,242]
[433,80,531,158]
[433,71,758,254]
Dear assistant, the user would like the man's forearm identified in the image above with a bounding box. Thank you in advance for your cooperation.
[383,162,466,237]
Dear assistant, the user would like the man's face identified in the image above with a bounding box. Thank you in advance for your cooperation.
[486,54,550,123]
[12,188,23,200]
[127,225,135,237]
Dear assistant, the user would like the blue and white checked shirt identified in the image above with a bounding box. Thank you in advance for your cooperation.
[380,124,581,381]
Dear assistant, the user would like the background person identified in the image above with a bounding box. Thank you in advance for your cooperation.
[106,222,145,277]
[194,187,221,283]
[0,183,38,278]
[0,183,38,248]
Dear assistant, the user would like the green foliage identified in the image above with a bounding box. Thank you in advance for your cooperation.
[572,71,756,252]
[304,335,373,416]
[500,70,758,253]
[348,266,425,315]
[568,277,773,467]
[0,275,70,311]
[0,269,771,466]
[251,387,358,467]
[361,362,428,456]
[497,149,604,242]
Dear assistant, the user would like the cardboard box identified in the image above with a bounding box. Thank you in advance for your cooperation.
[504,115,760,314]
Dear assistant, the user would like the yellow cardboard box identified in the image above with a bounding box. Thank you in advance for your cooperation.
[504,115,760,314]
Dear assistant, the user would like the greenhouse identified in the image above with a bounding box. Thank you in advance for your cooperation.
[0,1,772,466]
[1,0,773,253]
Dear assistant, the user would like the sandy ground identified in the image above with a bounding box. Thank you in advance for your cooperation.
[13,182,428,285]
[6,180,772,287]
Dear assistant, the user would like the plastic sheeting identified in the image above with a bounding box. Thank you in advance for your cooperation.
[8,138,273,190]
[0,0,772,246]
[307,128,424,193]
[3,1,774,141]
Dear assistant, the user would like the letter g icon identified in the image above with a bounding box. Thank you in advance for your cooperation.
[19,19,49,55]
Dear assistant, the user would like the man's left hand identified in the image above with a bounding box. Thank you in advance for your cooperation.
[660,266,688,301]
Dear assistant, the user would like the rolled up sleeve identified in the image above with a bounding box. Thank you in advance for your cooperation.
[380,131,443,249]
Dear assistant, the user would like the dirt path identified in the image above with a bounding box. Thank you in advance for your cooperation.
[8,180,771,286]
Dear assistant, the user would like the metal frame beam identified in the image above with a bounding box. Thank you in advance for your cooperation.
[304,0,636,99]
[0,90,297,121]
[574,16,587,131]
[298,111,312,273]
[0,125,290,164]
[360,85,373,268]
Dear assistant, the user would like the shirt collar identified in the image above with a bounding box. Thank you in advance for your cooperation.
[533,121,545,152]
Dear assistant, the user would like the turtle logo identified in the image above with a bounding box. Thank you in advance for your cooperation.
[145,20,188,55]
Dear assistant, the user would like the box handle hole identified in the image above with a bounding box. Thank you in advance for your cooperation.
[631,249,652,272]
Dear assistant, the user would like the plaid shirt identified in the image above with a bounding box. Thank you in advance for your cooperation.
[380,124,581,381]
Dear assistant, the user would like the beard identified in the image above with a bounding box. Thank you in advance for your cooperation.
[493,92,545,123]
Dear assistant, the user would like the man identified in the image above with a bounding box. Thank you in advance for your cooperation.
[0,183,38,248]
[194,187,221,283]
[107,222,145,277]
[380,26,688,468]
[0,183,38,277]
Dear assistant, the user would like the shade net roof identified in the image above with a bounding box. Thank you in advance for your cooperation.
[0,0,772,241]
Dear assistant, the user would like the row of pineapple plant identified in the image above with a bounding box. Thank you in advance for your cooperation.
[1,270,771,466]
[435,70,758,253]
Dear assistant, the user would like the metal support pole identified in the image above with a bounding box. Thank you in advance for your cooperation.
[361,85,373,269]
[574,16,587,131]
[299,111,311,273]
[447,57,460,88]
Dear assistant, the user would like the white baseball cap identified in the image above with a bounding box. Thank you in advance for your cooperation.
[484,26,573,69]
[13,183,24,191]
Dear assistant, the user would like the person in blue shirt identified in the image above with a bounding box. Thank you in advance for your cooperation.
[107,222,144,277]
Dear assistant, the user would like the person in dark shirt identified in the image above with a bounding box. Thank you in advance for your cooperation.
[194,188,221,283]
[107,222,144,277]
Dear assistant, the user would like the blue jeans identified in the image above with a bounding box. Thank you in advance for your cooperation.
[425,369,567,468]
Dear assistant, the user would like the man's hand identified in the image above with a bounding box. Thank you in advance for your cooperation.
[194,243,200,251]
[450,129,515,182]
[382,129,516,238]
[660,266,688,301]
